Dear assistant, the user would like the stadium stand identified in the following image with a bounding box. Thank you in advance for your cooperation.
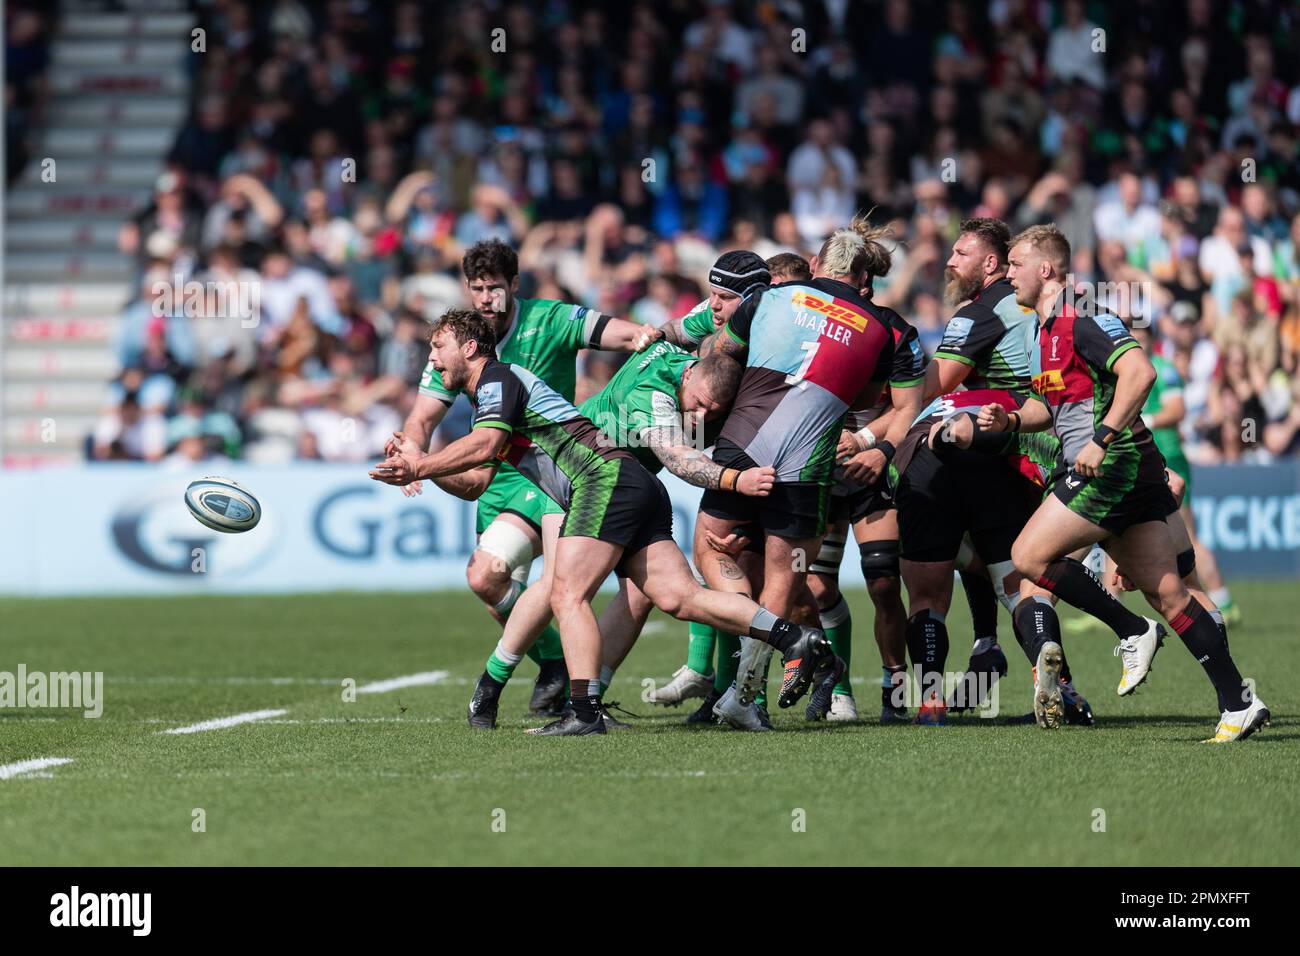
[4,0,1299,468]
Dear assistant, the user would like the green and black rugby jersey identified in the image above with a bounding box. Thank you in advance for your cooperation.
[933,278,1038,391]
[471,359,634,510]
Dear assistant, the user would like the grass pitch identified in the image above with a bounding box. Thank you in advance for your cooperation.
[0,584,1295,866]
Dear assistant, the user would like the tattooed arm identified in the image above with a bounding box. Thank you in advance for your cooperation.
[659,317,693,348]
[642,426,774,495]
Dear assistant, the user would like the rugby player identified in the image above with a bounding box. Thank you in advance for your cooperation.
[370,310,834,736]
[889,218,1136,724]
[1070,322,1238,632]
[806,253,926,722]
[978,225,1268,740]
[573,342,774,723]
[392,239,663,719]
[699,217,899,728]
[643,251,772,709]
[453,338,772,730]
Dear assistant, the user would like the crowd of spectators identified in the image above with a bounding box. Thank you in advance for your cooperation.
[89,0,1300,467]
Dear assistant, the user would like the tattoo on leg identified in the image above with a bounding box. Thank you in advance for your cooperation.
[718,557,745,580]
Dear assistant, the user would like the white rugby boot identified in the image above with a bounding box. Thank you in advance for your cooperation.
[1204,694,1270,743]
[1115,618,1165,696]
[827,693,858,722]
[648,665,713,706]
[713,684,771,731]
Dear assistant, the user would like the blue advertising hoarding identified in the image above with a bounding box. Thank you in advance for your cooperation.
[0,462,1295,595]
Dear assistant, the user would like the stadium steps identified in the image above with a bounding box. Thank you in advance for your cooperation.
[52,99,187,129]
[2,1,194,467]
[17,158,165,189]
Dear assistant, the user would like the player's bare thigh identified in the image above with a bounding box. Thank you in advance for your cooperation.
[853,506,898,545]
[1010,494,1108,583]
[1104,520,1189,619]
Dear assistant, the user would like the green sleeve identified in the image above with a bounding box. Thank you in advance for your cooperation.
[679,301,715,345]
[552,301,606,351]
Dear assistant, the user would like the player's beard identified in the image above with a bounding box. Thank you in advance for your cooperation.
[943,267,982,306]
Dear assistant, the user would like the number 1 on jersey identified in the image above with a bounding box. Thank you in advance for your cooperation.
[786,340,821,386]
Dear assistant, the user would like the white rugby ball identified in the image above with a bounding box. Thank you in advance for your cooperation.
[184,476,262,533]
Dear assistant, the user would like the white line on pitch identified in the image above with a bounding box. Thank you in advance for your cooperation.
[356,671,450,695]
[111,676,340,685]
[258,717,446,725]
[159,708,288,735]
[0,757,73,780]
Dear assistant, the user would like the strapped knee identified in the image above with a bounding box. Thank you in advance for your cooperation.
[476,520,535,580]
[859,539,899,580]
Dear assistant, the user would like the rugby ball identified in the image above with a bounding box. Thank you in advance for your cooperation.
[184,477,262,533]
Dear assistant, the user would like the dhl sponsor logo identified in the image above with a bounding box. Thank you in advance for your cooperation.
[791,290,868,332]
[1032,369,1065,393]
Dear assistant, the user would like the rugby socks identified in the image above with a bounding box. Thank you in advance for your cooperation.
[959,571,999,643]
[883,664,907,710]
[599,664,615,695]
[1013,595,1062,663]
[569,678,602,724]
[687,621,718,676]
[713,631,741,694]
[1209,607,1227,646]
[746,612,796,707]
[1035,557,1147,638]
[748,608,788,648]
[905,610,948,703]
[532,624,566,662]
[1170,599,1248,713]
[820,596,853,696]
[485,640,524,685]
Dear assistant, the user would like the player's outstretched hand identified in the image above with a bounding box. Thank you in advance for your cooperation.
[383,432,425,495]
[737,465,775,497]
[633,325,665,351]
[369,454,416,486]
[977,403,1008,431]
[702,529,750,556]
[843,448,886,483]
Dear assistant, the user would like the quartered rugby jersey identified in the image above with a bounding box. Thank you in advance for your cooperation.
[1032,302,1163,470]
[471,360,634,510]
[934,278,1038,390]
[579,341,718,474]
[845,304,926,432]
[420,298,609,404]
[720,277,894,483]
